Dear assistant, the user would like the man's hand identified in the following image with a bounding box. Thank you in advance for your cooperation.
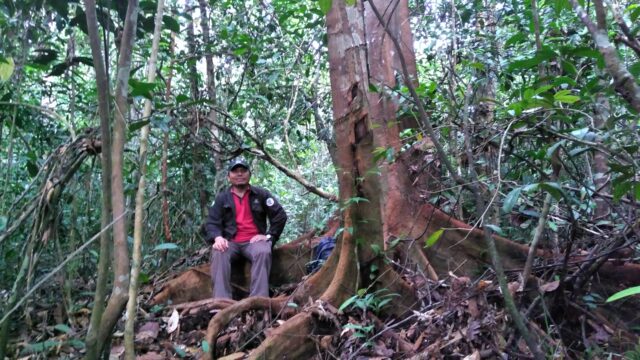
[249,234,270,243]
[213,236,229,251]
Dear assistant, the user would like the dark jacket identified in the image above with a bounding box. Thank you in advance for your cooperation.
[205,185,287,245]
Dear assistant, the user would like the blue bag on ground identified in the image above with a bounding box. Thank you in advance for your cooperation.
[306,236,336,274]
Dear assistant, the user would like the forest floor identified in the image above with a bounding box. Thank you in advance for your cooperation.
[9,244,640,359]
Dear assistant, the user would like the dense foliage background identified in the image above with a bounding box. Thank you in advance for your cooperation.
[0,0,638,356]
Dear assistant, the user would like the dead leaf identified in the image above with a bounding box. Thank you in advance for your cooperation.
[539,280,560,293]
[109,345,125,360]
[463,350,481,360]
[413,332,425,351]
[166,309,180,334]
[476,280,492,291]
[137,351,165,360]
[320,335,333,350]
[508,281,520,297]
[587,319,610,344]
[135,321,160,343]
[218,353,246,360]
[467,298,479,319]
[373,341,394,357]
[465,320,481,341]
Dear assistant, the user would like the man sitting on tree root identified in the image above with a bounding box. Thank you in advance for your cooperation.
[205,158,288,299]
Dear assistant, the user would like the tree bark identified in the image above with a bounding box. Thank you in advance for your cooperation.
[82,0,114,357]
[184,0,209,218]
[124,0,164,357]
[197,0,225,192]
[100,0,139,349]
[569,0,640,112]
[162,33,176,247]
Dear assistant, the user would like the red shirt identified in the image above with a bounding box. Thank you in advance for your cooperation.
[232,192,260,242]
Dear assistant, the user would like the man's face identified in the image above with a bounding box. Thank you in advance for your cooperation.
[228,166,251,186]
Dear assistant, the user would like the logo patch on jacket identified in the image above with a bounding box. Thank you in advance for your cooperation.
[266,198,275,207]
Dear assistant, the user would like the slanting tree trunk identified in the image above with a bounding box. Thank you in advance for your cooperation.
[569,0,640,112]
[82,0,114,357]
[99,0,139,351]
[124,0,164,357]
[83,0,140,358]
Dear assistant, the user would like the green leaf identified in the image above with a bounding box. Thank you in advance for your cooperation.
[507,49,556,72]
[54,324,72,334]
[176,94,189,103]
[319,0,332,15]
[129,120,150,133]
[26,160,39,178]
[139,272,150,284]
[163,15,180,32]
[470,62,485,70]
[545,140,565,159]
[31,49,58,66]
[534,84,554,96]
[504,32,527,48]
[233,46,249,56]
[339,295,359,312]
[568,146,590,157]
[630,6,640,22]
[20,340,61,355]
[503,187,522,213]
[0,57,14,81]
[629,62,640,77]
[552,76,577,87]
[540,182,564,201]
[68,338,85,349]
[173,344,187,357]
[606,285,640,302]
[129,79,157,100]
[554,90,580,104]
[424,229,444,248]
[153,243,180,251]
[485,224,505,236]
[345,0,356,5]
[613,180,632,202]
[201,340,210,352]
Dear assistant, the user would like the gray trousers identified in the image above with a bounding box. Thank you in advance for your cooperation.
[210,240,272,299]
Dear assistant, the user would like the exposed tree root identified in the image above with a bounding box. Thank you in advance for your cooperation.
[171,298,235,315]
[247,312,317,360]
[202,296,294,360]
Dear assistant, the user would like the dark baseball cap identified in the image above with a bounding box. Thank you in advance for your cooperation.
[228,157,250,171]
